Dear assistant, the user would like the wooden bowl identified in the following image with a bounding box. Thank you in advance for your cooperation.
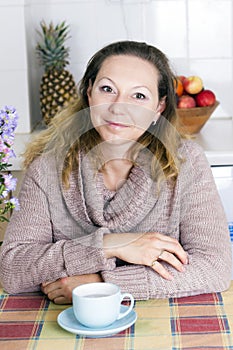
[176,101,219,134]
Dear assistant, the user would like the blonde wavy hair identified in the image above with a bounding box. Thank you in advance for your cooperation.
[24,40,183,188]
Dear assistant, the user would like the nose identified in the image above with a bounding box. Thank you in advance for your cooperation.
[108,93,129,115]
[108,102,126,116]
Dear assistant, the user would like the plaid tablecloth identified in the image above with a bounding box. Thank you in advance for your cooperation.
[1,283,233,350]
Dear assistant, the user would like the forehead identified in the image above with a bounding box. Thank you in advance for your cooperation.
[96,55,159,84]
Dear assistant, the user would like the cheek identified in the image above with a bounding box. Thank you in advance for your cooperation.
[87,85,100,107]
[88,94,106,110]
[89,104,109,127]
[129,106,159,129]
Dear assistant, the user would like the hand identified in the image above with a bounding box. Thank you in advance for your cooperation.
[103,232,188,280]
[41,273,103,304]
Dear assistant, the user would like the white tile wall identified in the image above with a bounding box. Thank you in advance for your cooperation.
[0,3,31,133]
[0,0,232,133]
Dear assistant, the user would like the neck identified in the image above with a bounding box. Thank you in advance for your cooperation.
[100,159,134,191]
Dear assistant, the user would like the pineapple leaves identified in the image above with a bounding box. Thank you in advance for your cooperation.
[36,20,71,71]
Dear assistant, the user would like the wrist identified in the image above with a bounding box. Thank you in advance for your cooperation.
[103,233,119,259]
[103,232,137,259]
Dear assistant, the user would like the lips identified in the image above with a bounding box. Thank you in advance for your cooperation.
[105,120,130,128]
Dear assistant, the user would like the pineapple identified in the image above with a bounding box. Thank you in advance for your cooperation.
[36,20,77,125]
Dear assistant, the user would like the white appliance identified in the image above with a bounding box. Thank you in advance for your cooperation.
[211,165,233,278]
[211,165,233,223]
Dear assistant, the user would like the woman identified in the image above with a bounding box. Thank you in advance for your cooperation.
[0,41,231,304]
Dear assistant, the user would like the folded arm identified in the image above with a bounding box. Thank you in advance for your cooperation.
[0,163,115,294]
[101,143,232,299]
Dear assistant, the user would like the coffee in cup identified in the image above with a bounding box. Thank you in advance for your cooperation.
[72,282,134,328]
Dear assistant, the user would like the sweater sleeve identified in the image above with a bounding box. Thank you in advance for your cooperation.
[0,159,115,294]
[101,141,232,299]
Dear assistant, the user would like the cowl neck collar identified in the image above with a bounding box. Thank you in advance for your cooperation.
[61,149,160,232]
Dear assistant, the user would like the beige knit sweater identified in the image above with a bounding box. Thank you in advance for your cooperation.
[0,140,231,299]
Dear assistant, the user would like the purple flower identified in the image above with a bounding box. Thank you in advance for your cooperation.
[9,197,20,210]
[3,173,17,191]
[1,190,8,199]
[0,106,19,144]
[0,105,19,221]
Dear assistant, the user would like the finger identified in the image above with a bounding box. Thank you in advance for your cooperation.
[158,250,185,272]
[47,287,64,302]
[146,232,188,265]
[151,261,173,280]
[53,296,72,305]
[42,280,62,295]
[41,281,55,288]
[158,240,188,265]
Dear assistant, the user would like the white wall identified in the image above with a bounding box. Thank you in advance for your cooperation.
[0,0,232,133]
[0,0,30,133]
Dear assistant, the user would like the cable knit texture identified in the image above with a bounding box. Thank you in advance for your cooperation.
[0,140,231,299]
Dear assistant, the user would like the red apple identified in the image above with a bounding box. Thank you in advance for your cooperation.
[178,75,186,83]
[195,89,216,107]
[183,76,203,94]
[177,95,196,109]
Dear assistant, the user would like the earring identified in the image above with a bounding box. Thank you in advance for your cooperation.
[151,120,157,126]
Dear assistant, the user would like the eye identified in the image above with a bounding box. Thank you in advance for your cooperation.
[101,85,114,93]
[133,92,146,100]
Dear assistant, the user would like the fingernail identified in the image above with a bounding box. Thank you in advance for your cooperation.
[167,274,174,280]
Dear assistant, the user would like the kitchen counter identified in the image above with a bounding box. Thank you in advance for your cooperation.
[194,117,233,166]
[9,117,233,171]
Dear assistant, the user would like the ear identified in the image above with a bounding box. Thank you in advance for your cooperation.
[156,96,166,114]
[87,80,92,100]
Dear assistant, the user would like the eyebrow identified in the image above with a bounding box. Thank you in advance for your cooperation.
[95,77,115,85]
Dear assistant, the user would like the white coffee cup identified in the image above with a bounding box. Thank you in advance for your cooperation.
[72,282,134,328]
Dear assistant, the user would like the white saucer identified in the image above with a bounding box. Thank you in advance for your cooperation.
[57,305,137,337]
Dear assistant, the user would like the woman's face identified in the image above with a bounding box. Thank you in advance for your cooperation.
[87,55,165,143]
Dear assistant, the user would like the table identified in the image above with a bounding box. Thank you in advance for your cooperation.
[1,284,233,350]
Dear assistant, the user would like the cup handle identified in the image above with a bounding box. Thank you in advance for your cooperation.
[117,293,134,320]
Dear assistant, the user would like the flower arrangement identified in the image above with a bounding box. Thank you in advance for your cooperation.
[0,106,20,222]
